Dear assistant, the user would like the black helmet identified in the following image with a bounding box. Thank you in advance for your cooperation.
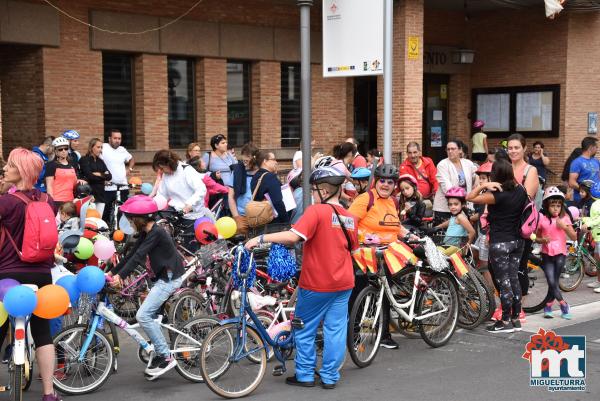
[374,164,399,180]
[580,180,594,191]
[75,183,92,199]
[309,166,346,186]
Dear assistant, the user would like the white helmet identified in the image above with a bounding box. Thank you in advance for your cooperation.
[52,137,70,148]
[543,186,565,201]
[313,155,335,169]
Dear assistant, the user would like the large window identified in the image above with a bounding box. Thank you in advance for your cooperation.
[103,53,134,148]
[227,61,251,147]
[168,58,195,148]
[472,85,560,138]
[281,63,301,147]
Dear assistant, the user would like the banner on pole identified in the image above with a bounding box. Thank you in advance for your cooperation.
[322,0,384,78]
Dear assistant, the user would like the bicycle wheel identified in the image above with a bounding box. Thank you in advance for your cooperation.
[173,317,220,383]
[168,290,207,329]
[389,270,420,339]
[53,324,114,395]
[22,344,33,392]
[347,286,383,368]
[417,273,459,348]
[472,269,497,322]
[522,264,548,313]
[584,254,598,277]
[201,323,267,399]
[9,362,23,401]
[559,254,585,292]
[457,268,487,330]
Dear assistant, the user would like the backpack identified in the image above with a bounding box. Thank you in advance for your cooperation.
[519,187,540,240]
[367,190,399,212]
[0,192,58,263]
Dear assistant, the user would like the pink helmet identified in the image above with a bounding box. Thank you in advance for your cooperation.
[476,161,493,174]
[398,174,418,187]
[445,186,467,200]
[473,120,485,129]
[120,195,158,217]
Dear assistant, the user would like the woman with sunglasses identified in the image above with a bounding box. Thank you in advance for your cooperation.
[201,134,237,187]
[45,137,79,208]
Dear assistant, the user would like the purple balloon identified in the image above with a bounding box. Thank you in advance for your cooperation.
[194,217,212,230]
[0,279,20,301]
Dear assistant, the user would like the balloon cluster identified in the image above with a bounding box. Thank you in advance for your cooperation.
[0,265,106,321]
[194,216,237,244]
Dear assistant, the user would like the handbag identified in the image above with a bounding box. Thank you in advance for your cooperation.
[245,173,274,228]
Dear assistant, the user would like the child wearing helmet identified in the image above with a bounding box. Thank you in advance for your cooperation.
[434,186,476,248]
[245,166,358,389]
[471,120,488,163]
[350,167,371,196]
[107,195,185,379]
[582,181,600,293]
[578,180,595,217]
[534,187,577,318]
[397,174,425,229]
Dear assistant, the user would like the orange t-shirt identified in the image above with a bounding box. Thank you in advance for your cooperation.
[348,189,404,244]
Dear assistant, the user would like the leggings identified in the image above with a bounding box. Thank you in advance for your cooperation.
[541,254,566,304]
[518,239,533,295]
[489,240,524,321]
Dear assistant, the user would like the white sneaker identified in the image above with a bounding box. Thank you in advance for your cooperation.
[594,287,600,294]
[587,282,600,289]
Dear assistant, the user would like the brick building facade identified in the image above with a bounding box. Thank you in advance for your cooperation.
[1,0,599,181]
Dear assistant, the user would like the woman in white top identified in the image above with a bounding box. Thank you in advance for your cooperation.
[433,140,478,225]
[471,120,488,163]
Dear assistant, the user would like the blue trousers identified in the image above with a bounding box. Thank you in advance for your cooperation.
[293,288,351,385]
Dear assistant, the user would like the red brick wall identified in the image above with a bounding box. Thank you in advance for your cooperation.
[196,58,228,150]
[251,61,281,149]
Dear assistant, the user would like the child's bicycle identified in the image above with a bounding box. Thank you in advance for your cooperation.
[199,244,304,398]
[559,220,599,291]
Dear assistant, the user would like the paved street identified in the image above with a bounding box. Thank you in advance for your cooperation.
[4,276,600,401]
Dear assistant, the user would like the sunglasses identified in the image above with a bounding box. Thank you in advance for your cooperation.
[378,178,396,185]
[56,147,69,152]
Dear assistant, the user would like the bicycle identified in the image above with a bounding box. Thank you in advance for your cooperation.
[106,182,136,233]
[347,237,459,368]
[560,221,599,291]
[199,244,303,398]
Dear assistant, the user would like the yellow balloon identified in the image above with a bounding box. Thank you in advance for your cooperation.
[0,302,8,326]
[215,217,237,239]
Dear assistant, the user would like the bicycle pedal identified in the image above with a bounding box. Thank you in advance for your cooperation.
[291,317,304,330]
[272,365,286,376]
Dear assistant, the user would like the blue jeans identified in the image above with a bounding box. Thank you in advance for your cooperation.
[136,274,183,357]
[293,288,351,385]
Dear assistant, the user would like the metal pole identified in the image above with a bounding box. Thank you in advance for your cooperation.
[383,0,393,162]
[299,0,313,209]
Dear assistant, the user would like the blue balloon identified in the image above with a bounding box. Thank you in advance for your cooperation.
[4,285,37,317]
[141,183,153,195]
[76,266,105,294]
[56,275,80,305]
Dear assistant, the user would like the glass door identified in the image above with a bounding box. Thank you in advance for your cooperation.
[354,76,377,156]
[423,74,450,164]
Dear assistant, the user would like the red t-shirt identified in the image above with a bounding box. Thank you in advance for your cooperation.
[352,154,368,169]
[291,204,359,292]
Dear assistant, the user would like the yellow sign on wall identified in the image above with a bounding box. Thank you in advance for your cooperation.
[408,36,419,60]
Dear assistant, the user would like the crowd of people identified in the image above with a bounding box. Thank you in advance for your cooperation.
[0,121,598,397]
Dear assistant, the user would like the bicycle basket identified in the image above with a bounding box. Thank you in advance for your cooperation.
[422,237,449,272]
[197,239,229,268]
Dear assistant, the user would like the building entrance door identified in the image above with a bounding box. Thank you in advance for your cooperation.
[354,76,377,156]
[423,74,449,164]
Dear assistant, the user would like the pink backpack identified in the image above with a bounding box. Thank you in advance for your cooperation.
[1,192,58,263]
[520,190,539,240]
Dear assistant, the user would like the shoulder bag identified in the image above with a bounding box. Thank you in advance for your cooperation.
[245,173,274,228]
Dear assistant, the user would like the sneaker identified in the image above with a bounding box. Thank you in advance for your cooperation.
[41,393,62,401]
[594,287,600,294]
[145,355,177,377]
[2,344,12,364]
[379,337,399,349]
[491,306,502,321]
[543,304,553,318]
[285,376,315,387]
[511,319,522,332]
[518,310,526,323]
[586,281,600,288]
[486,321,514,333]
[560,303,572,320]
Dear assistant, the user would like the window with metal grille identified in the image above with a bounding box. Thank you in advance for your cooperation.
[102,53,134,148]
[227,61,251,147]
[281,63,301,147]
[168,58,195,148]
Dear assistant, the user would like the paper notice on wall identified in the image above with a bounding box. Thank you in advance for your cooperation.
[431,127,442,148]
[542,104,553,131]
[477,93,509,132]
[433,110,443,121]
[281,184,297,212]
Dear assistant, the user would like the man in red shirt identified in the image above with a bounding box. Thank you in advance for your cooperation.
[399,142,438,199]
[246,166,358,389]
[345,138,367,169]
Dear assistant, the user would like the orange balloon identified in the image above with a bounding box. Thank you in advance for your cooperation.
[113,230,125,242]
[86,209,101,219]
[33,285,70,319]
[129,176,142,186]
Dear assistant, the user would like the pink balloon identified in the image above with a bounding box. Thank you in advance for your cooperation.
[93,240,116,260]
[154,195,168,211]
[568,206,580,220]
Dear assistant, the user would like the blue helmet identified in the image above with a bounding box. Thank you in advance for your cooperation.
[62,129,80,140]
[591,181,600,200]
[350,167,371,180]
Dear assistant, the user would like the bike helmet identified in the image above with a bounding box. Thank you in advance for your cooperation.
[398,174,418,187]
[119,195,158,217]
[580,179,594,191]
[374,164,399,180]
[543,186,565,201]
[309,166,346,186]
[350,167,371,181]
[445,186,467,200]
[62,129,80,140]
[52,137,69,148]
[313,155,335,169]
[590,181,600,200]
[476,161,493,174]
[75,183,92,199]
[473,120,485,129]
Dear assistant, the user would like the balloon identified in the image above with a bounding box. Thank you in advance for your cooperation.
[0,279,20,301]
[86,209,101,219]
[194,216,212,230]
[113,230,125,242]
[75,237,94,260]
[153,195,168,211]
[0,303,7,326]
[118,215,135,235]
[129,176,142,186]
[76,266,105,294]
[56,275,80,305]
[93,234,110,243]
[94,240,116,260]
[568,206,580,220]
[33,285,69,319]
[215,217,237,239]
[141,183,153,195]
[3,285,37,317]
[195,222,218,245]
